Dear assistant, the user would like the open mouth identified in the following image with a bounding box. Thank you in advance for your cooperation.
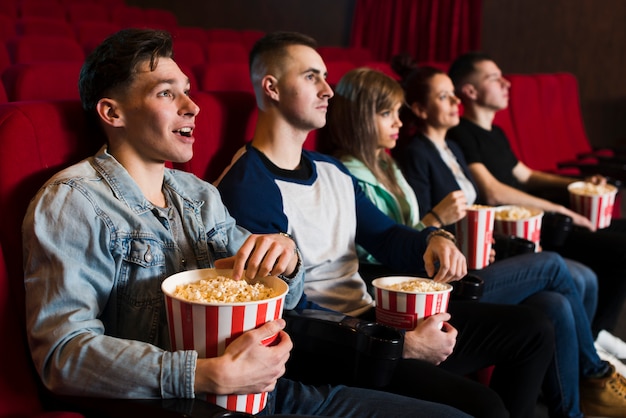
[176,127,193,137]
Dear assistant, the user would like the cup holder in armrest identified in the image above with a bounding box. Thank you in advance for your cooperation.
[283,309,403,388]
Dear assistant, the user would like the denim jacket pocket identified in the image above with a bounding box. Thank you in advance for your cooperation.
[206,225,230,260]
[116,236,168,342]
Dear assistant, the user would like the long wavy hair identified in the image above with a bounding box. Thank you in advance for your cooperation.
[320,67,406,199]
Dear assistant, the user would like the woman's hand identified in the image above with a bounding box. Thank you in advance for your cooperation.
[431,190,467,226]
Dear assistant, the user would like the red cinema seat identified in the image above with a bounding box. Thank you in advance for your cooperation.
[171,26,209,43]
[0,44,10,75]
[109,5,147,28]
[66,3,110,24]
[174,91,257,183]
[0,0,17,19]
[74,21,122,55]
[205,41,248,65]
[0,14,16,42]
[196,62,253,93]
[15,16,75,38]
[0,82,7,103]
[2,61,82,101]
[325,60,358,87]
[363,61,400,80]
[239,29,265,51]
[19,0,66,19]
[205,28,241,43]
[7,35,85,64]
[172,39,206,69]
[144,8,177,30]
[0,100,252,418]
[0,244,85,418]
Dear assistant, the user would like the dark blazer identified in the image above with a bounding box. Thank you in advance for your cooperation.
[393,132,479,218]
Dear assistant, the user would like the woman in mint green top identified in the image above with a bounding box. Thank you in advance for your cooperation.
[318,67,465,266]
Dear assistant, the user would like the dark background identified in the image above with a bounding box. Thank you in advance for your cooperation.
[128,0,626,151]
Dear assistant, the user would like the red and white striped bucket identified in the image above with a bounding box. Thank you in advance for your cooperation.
[494,206,544,250]
[568,181,618,230]
[372,277,452,330]
[455,205,495,270]
[162,269,288,414]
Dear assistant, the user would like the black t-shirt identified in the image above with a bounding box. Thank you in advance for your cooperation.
[448,118,522,189]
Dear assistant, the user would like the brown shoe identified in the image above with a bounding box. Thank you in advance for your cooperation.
[580,364,626,417]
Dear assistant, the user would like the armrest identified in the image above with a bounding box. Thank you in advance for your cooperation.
[557,159,626,184]
[44,393,254,418]
[283,309,403,388]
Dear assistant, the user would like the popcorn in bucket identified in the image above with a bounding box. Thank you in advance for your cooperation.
[372,277,452,330]
[568,181,618,230]
[162,268,288,414]
[455,205,495,270]
[494,205,544,251]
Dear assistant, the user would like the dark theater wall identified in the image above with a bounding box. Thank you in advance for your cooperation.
[482,0,626,149]
[128,0,625,149]
[128,0,355,46]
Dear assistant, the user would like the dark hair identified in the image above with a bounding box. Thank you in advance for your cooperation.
[79,28,174,117]
[447,51,494,90]
[319,67,406,199]
[391,53,445,136]
[248,31,317,94]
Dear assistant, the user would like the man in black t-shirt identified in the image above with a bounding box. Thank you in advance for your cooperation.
[445,53,626,396]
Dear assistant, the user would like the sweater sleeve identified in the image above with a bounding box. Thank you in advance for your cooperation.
[353,179,436,275]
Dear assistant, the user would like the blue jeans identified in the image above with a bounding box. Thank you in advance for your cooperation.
[564,258,598,323]
[261,378,471,417]
[477,251,606,418]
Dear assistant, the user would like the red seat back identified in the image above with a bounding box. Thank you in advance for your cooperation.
[15,16,74,38]
[0,101,103,306]
[205,41,248,65]
[174,91,257,183]
[66,3,110,24]
[196,62,253,93]
[2,61,82,101]
[19,0,65,19]
[172,39,206,69]
[7,35,85,64]
[0,14,17,42]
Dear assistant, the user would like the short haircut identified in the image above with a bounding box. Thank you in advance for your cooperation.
[448,51,494,90]
[248,31,317,96]
[79,28,174,118]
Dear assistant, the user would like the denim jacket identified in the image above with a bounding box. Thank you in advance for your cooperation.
[22,146,303,399]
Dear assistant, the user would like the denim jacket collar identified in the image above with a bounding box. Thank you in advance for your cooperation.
[92,146,204,214]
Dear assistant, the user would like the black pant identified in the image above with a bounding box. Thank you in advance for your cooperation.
[360,301,555,418]
[546,218,626,335]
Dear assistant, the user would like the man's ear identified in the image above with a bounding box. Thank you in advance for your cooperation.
[96,98,124,128]
[261,75,279,101]
[460,83,477,101]
[410,102,428,120]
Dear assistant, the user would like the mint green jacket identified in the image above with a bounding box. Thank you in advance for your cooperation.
[341,156,426,264]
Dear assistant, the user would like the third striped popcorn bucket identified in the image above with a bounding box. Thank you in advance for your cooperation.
[372,276,452,330]
[568,181,618,230]
[494,205,544,251]
[162,268,288,415]
[455,205,495,270]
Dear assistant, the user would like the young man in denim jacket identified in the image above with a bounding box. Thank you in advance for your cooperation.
[21,28,470,418]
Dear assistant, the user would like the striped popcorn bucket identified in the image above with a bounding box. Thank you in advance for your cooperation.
[162,269,288,415]
[494,206,544,251]
[372,277,452,330]
[568,181,618,230]
[455,205,495,270]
